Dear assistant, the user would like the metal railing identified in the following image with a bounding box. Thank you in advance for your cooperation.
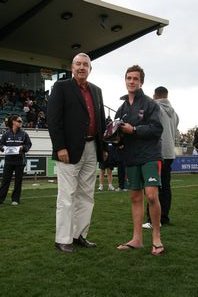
[104,105,116,119]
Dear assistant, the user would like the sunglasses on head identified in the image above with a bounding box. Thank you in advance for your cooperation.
[16,119,22,123]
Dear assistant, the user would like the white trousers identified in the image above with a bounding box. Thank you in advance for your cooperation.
[55,141,97,244]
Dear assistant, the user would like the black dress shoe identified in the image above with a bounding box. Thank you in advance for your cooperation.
[55,242,75,253]
[73,235,96,248]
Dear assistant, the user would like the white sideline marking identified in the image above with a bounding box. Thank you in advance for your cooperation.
[21,183,198,200]
[172,184,198,189]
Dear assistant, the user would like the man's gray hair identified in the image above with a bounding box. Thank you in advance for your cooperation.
[72,53,91,65]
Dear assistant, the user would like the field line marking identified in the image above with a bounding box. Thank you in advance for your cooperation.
[22,183,198,200]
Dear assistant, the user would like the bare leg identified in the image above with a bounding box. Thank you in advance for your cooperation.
[99,169,105,186]
[107,168,113,185]
[117,189,144,249]
[145,186,164,254]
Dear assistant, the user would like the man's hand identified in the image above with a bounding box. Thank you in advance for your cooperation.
[120,123,135,134]
[57,149,70,163]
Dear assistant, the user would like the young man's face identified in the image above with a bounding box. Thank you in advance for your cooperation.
[125,71,142,94]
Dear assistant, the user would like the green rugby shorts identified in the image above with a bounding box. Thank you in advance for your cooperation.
[127,161,162,190]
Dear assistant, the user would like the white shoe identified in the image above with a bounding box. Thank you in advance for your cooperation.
[108,184,115,191]
[98,185,103,191]
[115,187,121,192]
[142,222,152,229]
[142,222,161,229]
[115,187,128,192]
[11,201,19,206]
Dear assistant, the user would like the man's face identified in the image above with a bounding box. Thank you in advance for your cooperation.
[71,55,91,83]
[125,71,142,94]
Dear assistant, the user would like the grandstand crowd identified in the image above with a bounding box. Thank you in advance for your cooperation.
[0,82,48,129]
[0,82,196,148]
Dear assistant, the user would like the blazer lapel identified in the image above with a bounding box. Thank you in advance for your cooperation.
[71,78,88,112]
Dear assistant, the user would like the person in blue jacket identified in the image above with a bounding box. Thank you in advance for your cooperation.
[0,115,32,205]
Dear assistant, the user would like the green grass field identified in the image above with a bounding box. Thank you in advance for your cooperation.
[0,174,197,297]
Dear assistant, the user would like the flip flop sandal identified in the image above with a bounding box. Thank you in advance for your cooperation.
[117,244,143,250]
[151,244,165,256]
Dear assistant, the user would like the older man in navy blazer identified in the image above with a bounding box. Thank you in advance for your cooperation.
[48,53,106,253]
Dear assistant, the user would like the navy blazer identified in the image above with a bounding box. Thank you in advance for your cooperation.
[47,78,106,164]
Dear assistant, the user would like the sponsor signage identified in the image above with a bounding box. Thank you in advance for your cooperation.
[0,155,197,177]
[0,156,46,176]
[47,157,57,177]
[172,156,198,172]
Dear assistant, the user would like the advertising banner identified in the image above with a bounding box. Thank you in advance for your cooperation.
[47,158,57,177]
[0,155,197,177]
[172,156,198,173]
[0,156,46,177]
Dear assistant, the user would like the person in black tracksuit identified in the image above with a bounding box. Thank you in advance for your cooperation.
[0,115,32,205]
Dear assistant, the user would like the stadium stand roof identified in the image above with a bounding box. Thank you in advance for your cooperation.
[0,0,168,71]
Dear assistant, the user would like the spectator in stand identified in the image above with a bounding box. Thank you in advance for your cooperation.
[18,90,26,106]
[0,117,8,129]
[25,97,33,109]
[26,107,37,128]
[0,95,5,110]
[37,111,47,128]
[143,86,179,229]
[0,84,51,128]
[9,91,18,106]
